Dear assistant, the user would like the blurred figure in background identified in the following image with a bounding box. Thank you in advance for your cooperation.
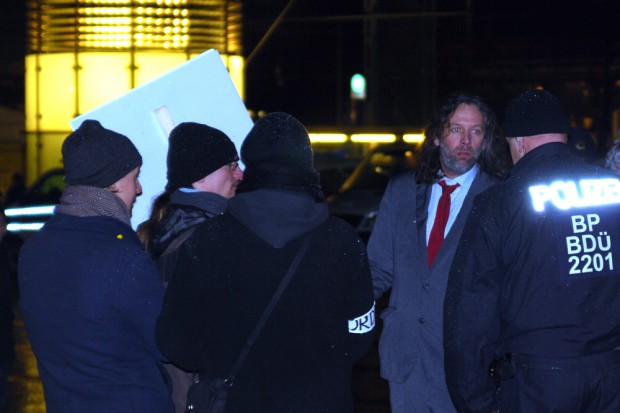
[0,207,23,300]
[138,122,242,413]
[567,127,599,164]
[18,120,173,413]
[604,140,620,176]
[3,173,25,206]
[0,208,15,412]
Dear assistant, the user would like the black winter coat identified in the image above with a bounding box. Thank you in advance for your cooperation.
[444,143,620,412]
[156,189,375,413]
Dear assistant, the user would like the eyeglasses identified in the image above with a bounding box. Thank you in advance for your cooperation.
[229,161,239,171]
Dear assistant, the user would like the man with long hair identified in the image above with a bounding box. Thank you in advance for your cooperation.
[367,92,510,412]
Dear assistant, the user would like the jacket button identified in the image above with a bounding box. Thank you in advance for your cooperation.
[423,282,430,291]
[418,317,425,324]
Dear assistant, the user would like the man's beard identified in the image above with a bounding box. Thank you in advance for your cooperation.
[440,143,481,176]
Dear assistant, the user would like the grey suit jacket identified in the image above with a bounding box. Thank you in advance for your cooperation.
[367,167,498,389]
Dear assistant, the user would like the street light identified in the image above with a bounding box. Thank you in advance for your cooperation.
[350,73,366,100]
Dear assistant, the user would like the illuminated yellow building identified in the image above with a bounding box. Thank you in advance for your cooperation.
[25,0,244,183]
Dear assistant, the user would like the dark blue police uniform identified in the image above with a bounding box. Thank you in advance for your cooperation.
[444,142,620,413]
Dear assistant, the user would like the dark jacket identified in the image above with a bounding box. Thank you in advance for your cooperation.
[367,167,499,412]
[156,189,375,413]
[149,190,228,259]
[148,189,228,413]
[19,213,173,413]
[149,190,227,283]
[444,143,620,413]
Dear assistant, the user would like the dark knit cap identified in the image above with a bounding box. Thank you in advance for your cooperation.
[503,90,570,138]
[236,112,323,201]
[62,120,142,188]
[166,122,238,191]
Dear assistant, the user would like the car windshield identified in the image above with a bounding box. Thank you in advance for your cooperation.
[339,146,420,192]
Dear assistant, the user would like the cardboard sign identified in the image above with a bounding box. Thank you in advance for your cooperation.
[71,49,253,228]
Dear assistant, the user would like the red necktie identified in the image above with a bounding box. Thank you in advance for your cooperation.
[428,180,459,268]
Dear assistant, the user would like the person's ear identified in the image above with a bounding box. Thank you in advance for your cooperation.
[108,183,119,193]
[515,137,527,154]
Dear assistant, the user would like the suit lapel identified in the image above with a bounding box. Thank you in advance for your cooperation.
[416,182,432,262]
[442,169,493,250]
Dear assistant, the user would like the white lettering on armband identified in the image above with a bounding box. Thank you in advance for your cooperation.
[348,302,376,334]
[529,178,620,212]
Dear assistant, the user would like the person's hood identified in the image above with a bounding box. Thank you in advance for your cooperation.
[227,188,328,248]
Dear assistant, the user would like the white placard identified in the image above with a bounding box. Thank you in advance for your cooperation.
[71,49,253,228]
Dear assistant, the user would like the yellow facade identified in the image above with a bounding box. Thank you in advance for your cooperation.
[25,0,244,183]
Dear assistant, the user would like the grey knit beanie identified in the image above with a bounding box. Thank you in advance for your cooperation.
[62,120,142,188]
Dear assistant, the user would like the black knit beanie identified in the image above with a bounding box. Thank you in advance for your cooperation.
[503,90,570,138]
[236,112,324,201]
[62,120,142,188]
[166,122,238,191]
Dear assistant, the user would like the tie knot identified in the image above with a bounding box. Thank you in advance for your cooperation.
[439,180,460,195]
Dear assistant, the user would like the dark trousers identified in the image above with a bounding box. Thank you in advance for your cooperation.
[497,351,620,413]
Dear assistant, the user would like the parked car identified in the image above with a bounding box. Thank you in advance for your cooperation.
[315,151,361,197]
[4,168,65,237]
[327,143,421,243]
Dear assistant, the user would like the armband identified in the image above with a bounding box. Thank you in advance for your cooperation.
[348,302,375,334]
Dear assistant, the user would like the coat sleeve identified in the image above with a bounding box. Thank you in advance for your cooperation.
[344,231,376,362]
[443,191,502,413]
[155,240,208,372]
[367,177,399,299]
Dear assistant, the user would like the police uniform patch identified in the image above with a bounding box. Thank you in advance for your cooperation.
[555,207,620,279]
[528,178,620,280]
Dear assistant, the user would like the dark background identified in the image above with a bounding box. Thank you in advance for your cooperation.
[241,1,617,140]
[0,0,27,110]
[1,1,618,148]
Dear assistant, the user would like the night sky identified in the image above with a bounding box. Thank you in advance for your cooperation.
[1,1,617,139]
[0,0,27,109]
[241,0,617,146]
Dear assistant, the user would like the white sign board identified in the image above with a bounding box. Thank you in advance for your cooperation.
[71,49,254,228]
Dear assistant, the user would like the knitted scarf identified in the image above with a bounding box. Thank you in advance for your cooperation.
[55,185,132,226]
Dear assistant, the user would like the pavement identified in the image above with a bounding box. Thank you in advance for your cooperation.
[4,305,391,413]
[4,310,45,413]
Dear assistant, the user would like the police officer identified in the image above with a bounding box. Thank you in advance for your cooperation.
[443,89,620,413]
